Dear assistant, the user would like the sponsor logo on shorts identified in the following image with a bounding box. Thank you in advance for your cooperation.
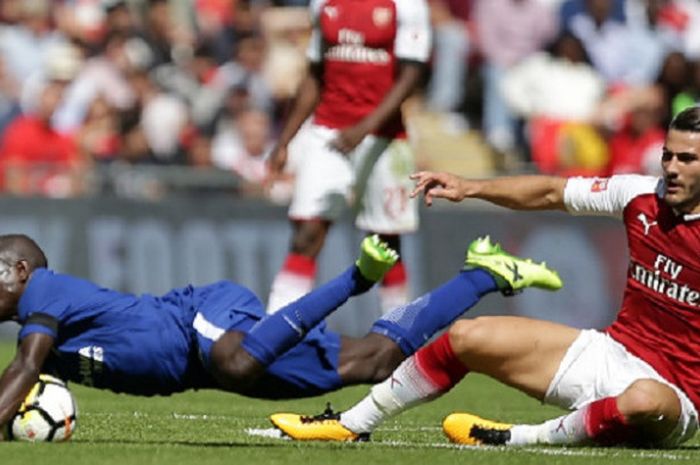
[590,178,609,193]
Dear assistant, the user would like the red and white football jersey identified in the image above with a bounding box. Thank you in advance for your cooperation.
[565,175,700,409]
[307,0,431,138]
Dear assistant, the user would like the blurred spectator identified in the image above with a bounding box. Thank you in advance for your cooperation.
[76,95,121,162]
[607,86,665,175]
[655,51,689,126]
[503,32,605,122]
[426,0,470,114]
[117,106,153,164]
[677,0,700,59]
[186,130,215,168]
[103,0,140,37]
[0,77,86,196]
[502,32,608,174]
[52,31,146,132]
[623,0,687,86]
[0,0,68,84]
[0,55,21,133]
[152,41,221,131]
[563,0,634,85]
[211,107,271,190]
[128,69,189,163]
[260,6,310,102]
[142,0,195,67]
[560,0,625,25]
[194,0,237,63]
[475,0,558,155]
[214,32,273,115]
[671,59,700,116]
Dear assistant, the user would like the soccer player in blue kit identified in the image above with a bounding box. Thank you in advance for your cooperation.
[0,233,561,437]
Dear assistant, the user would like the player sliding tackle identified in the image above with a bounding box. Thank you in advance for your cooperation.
[0,232,559,439]
[271,106,700,449]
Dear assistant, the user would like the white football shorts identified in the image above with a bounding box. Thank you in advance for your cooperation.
[545,329,698,447]
[285,123,418,234]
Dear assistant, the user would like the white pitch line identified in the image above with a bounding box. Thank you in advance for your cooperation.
[243,429,695,461]
[376,440,694,461]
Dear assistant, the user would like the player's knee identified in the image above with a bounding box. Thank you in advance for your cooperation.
[210,336,264,391]
[447,317,494,356]
[618,379,681,424]
[369,344,405,382]
[290,221,328,255]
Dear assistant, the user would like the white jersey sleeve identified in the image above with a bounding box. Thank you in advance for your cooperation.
[306,0,325,63]
[394,0,432,63]
[564,175,662,218]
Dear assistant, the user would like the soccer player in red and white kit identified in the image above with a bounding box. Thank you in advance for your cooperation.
[266,0,431,314]
[272,106,700,448]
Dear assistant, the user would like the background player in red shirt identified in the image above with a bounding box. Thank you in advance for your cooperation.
[272,106,700,449]
[266,0,431,315]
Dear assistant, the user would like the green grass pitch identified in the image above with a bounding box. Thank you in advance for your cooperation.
[1,344,698,464]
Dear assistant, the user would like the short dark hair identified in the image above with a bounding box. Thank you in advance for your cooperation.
[669,106,700,132]
[0,234,48,270]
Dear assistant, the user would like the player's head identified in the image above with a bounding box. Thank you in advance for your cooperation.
[0,234,47,321]
[662,106,700,214]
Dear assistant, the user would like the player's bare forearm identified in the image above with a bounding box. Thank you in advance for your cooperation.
[276,63,322,148]
[358,61,424,134]
[0,333,53,431]
[410,171,568,210]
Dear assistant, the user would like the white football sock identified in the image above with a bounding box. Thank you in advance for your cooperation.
[340,356,441,434]
[266,270,314,314]
[508,409,589,446]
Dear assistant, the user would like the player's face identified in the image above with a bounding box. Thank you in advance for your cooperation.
[0,258,22,321]
[661,129,700,215]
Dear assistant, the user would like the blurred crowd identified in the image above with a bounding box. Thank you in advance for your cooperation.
[1,0,700,198]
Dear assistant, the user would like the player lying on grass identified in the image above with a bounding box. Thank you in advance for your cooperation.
[0,231,561,439]
[271,105,700,448]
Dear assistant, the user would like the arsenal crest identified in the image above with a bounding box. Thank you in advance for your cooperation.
[372,7,392,27]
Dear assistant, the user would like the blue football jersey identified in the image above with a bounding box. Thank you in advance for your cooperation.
[16,269,256,395]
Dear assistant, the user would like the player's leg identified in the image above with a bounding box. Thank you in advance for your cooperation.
[267,219,330,314]
[210,236,398,391]
[353,138,416,314]
[445,331,698,448]
[333,317,580,438]
[270,238,564,440]
[267,125,353,313]
[464,379,683,447]
[373,233,408,314]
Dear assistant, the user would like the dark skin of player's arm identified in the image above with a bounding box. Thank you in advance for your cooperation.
[0,333,53,440]
[266,63,323,179]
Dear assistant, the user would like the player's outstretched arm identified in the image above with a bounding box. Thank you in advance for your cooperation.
[0,333,53,439]
[410,171,569,211]
[267,63,322,178]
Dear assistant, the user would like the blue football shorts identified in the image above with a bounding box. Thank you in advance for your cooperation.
[191,281,343,398]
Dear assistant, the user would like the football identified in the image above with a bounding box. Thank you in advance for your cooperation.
[8,374,78,442]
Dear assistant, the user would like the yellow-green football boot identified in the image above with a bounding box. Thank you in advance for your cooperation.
[465,236,563,295]
[356,234,399,282]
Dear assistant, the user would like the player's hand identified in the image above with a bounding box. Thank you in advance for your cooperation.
[265,144,289,183]
[410,171,469,206]
[330,124,369,155]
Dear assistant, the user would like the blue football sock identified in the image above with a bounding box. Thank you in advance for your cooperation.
[371,268,497,355]
[242,265,373,366]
